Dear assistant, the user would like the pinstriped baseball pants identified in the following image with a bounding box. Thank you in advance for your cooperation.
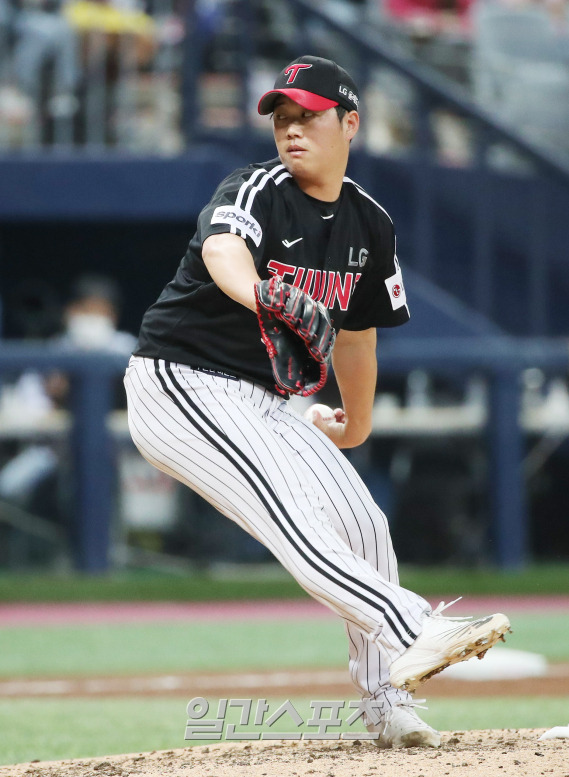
[124,356,430,709]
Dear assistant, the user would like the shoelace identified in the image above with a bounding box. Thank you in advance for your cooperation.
[381,698,429,733]
[431,597,473,621]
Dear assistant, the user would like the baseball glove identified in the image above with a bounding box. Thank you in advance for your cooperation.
[254,276,336,397]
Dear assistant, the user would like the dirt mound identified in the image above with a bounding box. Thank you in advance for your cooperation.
[2,729,567,777]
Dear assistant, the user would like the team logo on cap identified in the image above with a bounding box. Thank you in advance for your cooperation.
[284,63,313,83]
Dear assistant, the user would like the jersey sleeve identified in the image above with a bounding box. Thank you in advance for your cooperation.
[341,209,410,330]
[196,163,274,267]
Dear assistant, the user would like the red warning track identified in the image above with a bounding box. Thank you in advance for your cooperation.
[0,595,567,626]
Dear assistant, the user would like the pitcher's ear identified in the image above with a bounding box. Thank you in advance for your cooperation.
[345,110,359,141]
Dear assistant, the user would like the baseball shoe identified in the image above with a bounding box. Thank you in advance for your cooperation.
[390,599,511,693]
[367,700,441,749]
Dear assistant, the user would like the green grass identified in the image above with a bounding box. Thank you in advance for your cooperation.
[0,619,347,678]
[0,562,567,602]
[504,613,569,662]
[425,696,569,733]
[0,698,188,765]
[0,613,567,679]
[0,567,307,603]
[1,695,568,766]
[399,563,569,597]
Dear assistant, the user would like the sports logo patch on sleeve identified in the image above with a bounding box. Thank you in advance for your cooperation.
[384,265,407,311]
[211,206,263,247]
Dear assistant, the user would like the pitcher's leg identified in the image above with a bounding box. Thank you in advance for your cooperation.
[125,358,427,656]
[271,401,425,707]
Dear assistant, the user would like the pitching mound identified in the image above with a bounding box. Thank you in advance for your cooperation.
[2,729,567,777]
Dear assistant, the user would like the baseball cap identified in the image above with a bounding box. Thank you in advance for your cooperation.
[257,55,359,115]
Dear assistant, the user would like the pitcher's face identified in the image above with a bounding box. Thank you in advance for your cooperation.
[272,97,358,193]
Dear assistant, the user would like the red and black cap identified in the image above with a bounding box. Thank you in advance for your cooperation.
[257,55,360,115]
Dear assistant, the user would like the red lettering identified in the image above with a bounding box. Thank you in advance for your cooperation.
[323,271,336,308]
[311,270,326,301]
[329,272,354,311]
[301,268,314,293]
[293,267,305,287]
[265,263,361,311]
[267,260,296,281]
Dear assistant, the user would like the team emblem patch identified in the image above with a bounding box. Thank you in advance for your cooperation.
[385,268,407,311]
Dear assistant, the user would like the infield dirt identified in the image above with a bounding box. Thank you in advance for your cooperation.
[1,729,568,777]
[2,663,569,699]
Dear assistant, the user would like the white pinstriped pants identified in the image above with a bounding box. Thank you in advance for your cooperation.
[124,356,430,710]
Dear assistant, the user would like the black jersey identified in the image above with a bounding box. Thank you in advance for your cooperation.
[135,157,410,391]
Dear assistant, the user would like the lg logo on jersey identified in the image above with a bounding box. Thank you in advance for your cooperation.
[348,247,368,268]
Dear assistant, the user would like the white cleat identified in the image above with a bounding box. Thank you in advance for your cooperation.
[390,599,512,693]
[367,700,441,749]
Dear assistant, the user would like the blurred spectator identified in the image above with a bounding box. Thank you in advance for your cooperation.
[0,274,136,562]
[196,0,295,73]
[381,0,475,37]
[52,273,136,357]
[497,0,569,28]
[64,0,156,65]
[470,0,569,158]
[4,278,62,340]
[547,0,569,29]
[0,0,13,73]
[64,0,157,144]
[252,0,296,63]
[30,274,136,411]
[11,0,82,120]
[0,0,174,148]
[0,272,136,426]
